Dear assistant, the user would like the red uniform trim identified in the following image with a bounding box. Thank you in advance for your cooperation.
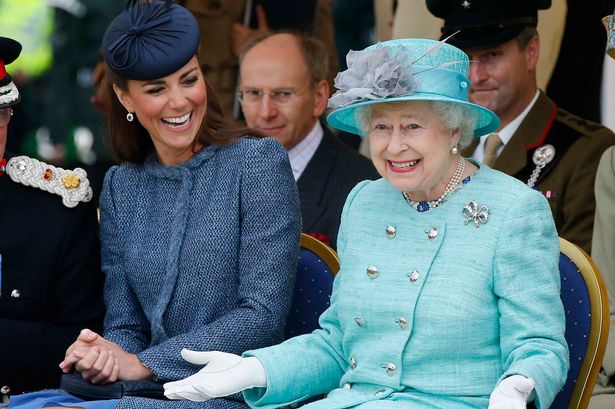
[0,60,6,80]
[526,104,559,151]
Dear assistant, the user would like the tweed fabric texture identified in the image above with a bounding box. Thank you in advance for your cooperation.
[244,164,568,409]
[99,137,301,409]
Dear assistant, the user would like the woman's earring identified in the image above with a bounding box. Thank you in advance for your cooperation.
[451,145,459,155]
[126,112,134,122]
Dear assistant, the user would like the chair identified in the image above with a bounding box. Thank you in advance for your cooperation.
[284,233,340,339]
[550,237,610,409]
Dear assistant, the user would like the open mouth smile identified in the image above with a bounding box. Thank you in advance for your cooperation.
[162,112,192,128]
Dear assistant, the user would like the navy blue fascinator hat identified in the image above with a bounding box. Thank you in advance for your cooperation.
[102,0,200,81]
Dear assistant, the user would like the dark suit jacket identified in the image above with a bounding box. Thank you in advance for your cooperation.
[462,92,615,253]
[0,154,105,394]
[297,127,379,249]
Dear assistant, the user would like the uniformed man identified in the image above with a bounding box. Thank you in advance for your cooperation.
[0,36,104,398]
[427,0,615,253]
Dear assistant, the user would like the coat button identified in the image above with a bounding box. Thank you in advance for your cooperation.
[408,271,420,282]
[396,317,407,328]
[385,225,396,239]
[10,289,20,298]
[426,227,438,240]
[343,383,352,390]
[384,362,396,374]
[354,317,366,327]
[367,265,379,279]
[350,356,357,369]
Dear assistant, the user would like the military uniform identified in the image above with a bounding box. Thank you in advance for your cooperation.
[462,92,615,253]
[0,35,104,399]
[0,152,104,395]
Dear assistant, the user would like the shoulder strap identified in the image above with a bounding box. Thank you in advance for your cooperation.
[5,156,93,208]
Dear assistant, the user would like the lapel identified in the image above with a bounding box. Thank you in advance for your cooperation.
[493,91,557,176]
[297,127,339,231]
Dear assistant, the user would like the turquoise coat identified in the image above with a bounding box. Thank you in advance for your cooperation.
[244,164,569,409]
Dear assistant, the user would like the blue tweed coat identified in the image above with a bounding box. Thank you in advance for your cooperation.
[99,137,301,409]
[244,164,569,409]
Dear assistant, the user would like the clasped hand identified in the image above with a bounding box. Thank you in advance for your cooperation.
[488,375,535,409]
[164,350,267,401]
[59,328,152,384]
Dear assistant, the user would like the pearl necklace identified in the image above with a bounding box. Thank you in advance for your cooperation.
[403,158,466,212]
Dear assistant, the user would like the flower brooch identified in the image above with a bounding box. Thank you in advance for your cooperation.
[463,201,490,228]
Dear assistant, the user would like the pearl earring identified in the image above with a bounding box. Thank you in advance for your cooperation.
[451,145,459,155]
[126,112,134,122]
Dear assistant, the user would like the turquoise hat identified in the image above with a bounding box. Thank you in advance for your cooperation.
[327,38,500,137]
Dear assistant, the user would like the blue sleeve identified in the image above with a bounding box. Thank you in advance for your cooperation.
[100,166,151,353]
[494,189,569,409]
[136,138,302,381]
[242,180,372,409]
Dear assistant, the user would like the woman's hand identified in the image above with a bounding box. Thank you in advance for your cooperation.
[60,329,153,383]
[163,350,267,401]
[488,375,535,409]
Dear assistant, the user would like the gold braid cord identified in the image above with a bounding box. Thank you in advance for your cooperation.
[6,156,93,208]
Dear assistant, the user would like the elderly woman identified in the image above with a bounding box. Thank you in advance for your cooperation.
[163,38,569,409]
[10,1,300,409]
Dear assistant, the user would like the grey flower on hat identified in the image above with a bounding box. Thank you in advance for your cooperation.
[328,45,418,109]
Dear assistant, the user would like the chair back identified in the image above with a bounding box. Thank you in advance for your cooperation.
[284,233,339,339]
[551,237,610,409]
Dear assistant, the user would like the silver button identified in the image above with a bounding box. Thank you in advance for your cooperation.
[396,317,407,328]
[385,225,396,239]
[408,271,420,282]
[350,356,357,369]
[1,385,10,395]
[426,227,438,240]
[343,383,352,390]
[10,289,20,298]
[374,389,386,397]
[367,265,379,279]
[354,317,366,327]
[384,362,396,374]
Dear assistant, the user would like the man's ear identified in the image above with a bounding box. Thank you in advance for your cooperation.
[525,35,540,72]
[313,79,330,118]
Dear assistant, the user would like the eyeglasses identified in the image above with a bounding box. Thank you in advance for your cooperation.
[237,89,302,105]
[0,108,12,127]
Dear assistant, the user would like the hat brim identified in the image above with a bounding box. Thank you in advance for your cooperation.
[327,93,500,137]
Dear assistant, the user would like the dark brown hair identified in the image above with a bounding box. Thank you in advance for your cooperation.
[104,59,263,164]
[514,25,539,51]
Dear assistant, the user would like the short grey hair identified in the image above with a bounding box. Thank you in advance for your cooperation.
[355,100,478,147]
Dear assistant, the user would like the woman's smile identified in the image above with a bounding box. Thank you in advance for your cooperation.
[161,111,193,130]
[388,159,421,173]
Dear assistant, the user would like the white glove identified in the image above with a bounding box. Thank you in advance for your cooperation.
[163,350,267,402]
[488,375,535,409]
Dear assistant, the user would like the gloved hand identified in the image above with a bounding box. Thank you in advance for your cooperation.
[163,350,267,402]
[488,375,535,409]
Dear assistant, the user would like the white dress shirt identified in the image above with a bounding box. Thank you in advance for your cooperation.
[287,121,323,181]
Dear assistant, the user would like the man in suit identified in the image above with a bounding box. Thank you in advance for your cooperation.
[0,36,104,398]
[427,0,615,254]
[238,32,378,248]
